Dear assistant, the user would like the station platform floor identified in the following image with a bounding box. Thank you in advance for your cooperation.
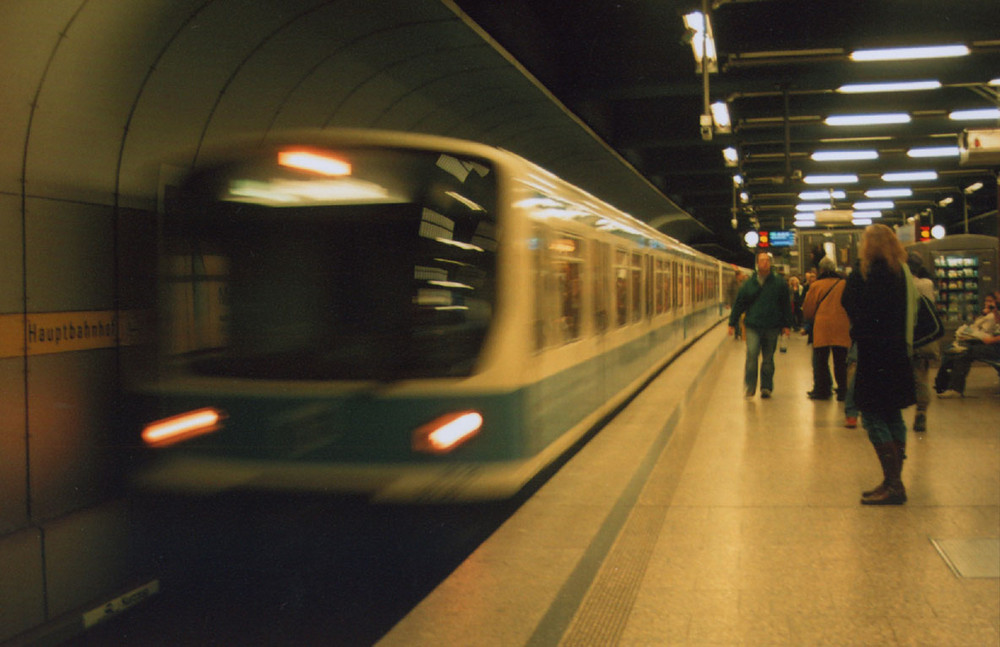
[378,324,1000,647]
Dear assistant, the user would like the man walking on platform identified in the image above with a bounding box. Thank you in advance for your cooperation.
[728,251,793,398]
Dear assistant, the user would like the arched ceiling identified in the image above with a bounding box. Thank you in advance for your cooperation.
[0,0,709,254]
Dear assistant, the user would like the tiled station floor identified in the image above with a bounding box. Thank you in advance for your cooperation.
[379,324,1000,646]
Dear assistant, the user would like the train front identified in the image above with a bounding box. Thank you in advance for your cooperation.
[131,138,521,501]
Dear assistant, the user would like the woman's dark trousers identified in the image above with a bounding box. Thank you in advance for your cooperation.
[812,345,848,397]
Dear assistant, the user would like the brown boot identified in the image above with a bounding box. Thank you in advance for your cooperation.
[862,442,906,505]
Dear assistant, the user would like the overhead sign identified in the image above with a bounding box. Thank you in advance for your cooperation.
[768,230,795,247]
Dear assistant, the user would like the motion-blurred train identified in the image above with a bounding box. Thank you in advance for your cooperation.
[131,129,749,502]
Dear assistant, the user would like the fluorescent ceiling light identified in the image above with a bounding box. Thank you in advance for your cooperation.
[837,80,941,94]
[849,44,970,62]
[683,12,717,70]
[794,220,816,228]
[949,108,1000,121]
[804,174,859,185]
[938,196,954,206]
[907,146,960,158]
[964,182,984,194]
[825,113,911,126]
[882,170,938,182]
[733,174,743,186]
[865,188,912,198]
[722,147,739,166]
[853,200,894,210]
[852,218,873,226]
[740,191,750,203]
[991,78,1000,86]
[796,203,832,211]
[811,150,879,161]
[852,211,883,219]
[711,101,731,130]
[799,190,846,200]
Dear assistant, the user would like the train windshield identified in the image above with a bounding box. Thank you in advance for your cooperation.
[161,146,498,380]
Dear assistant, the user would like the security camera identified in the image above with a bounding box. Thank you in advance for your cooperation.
[699,114,713,141]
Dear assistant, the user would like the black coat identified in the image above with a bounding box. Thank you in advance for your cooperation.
[841,260,916,412]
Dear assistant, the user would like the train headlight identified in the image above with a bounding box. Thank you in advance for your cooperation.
[412,411,483,454]
[141,408,225,448]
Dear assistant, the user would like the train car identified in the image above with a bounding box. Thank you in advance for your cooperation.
[130,129,742,502]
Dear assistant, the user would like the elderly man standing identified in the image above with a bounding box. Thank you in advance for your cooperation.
[728,251,793,398]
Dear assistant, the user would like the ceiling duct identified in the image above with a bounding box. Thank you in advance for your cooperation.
[959,129,1000,166]
[814,209,856,224]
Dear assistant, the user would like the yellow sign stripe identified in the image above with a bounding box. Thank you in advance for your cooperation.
[0,310,151,359]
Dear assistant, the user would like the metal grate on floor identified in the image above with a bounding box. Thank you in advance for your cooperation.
[931,538,1000,578]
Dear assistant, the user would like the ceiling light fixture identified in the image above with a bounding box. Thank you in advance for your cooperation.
[799,190,846,200]
[852,218,873,226]
[837,80,941,93]
[722,147,739,167]
[796,203,832,212]
[882,170,938,182]
[990,78,1000,86]
[964,182,984,194]
[825,113,911,126]
[907,146,960,158]
[938,196,954,206]
[811,150,879,161]
[849,44,970,62]
[711,101,731,131]
[949,108,1000,121]
[804,174,859,185]
[793,220,816,228]
[853,200,894,210]
[865,188,912,198]
[682,11,717,72]
[852,211,883,219]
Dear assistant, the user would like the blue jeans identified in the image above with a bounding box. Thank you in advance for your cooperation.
[744,327,780,393]
[862,408,906,445]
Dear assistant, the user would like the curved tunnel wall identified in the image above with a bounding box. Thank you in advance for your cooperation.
[0,1,694,639]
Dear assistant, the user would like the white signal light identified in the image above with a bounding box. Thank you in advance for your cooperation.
[412,411,483,454]
[142,408,224,448]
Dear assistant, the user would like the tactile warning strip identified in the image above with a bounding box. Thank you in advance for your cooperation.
[931,538,1000,578]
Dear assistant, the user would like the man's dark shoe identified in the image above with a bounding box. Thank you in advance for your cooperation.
[807,390,832,400]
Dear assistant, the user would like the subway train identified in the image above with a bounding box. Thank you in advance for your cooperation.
[130,129,749,502]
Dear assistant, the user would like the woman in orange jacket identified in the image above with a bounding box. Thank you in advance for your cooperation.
[802,257,852,400]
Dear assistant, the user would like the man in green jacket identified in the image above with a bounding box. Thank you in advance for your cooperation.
[728,251,793,398]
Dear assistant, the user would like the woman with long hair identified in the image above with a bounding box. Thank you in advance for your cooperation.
[841,224,916,505]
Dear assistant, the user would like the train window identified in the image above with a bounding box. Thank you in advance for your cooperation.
[645,256,654,319]
[685,265,692,306]
[630,252,642,322]
[160,253,230,356]
[593,242,610,333]
[551,234,584,343]
[673,261,683,308]
[654,259,665,314]
[662,259,671,313]
[614,248,628,327]
[162,147,498,379]
[533,226,550,350]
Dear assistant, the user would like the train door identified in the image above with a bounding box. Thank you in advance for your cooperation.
[593,241,610,400]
